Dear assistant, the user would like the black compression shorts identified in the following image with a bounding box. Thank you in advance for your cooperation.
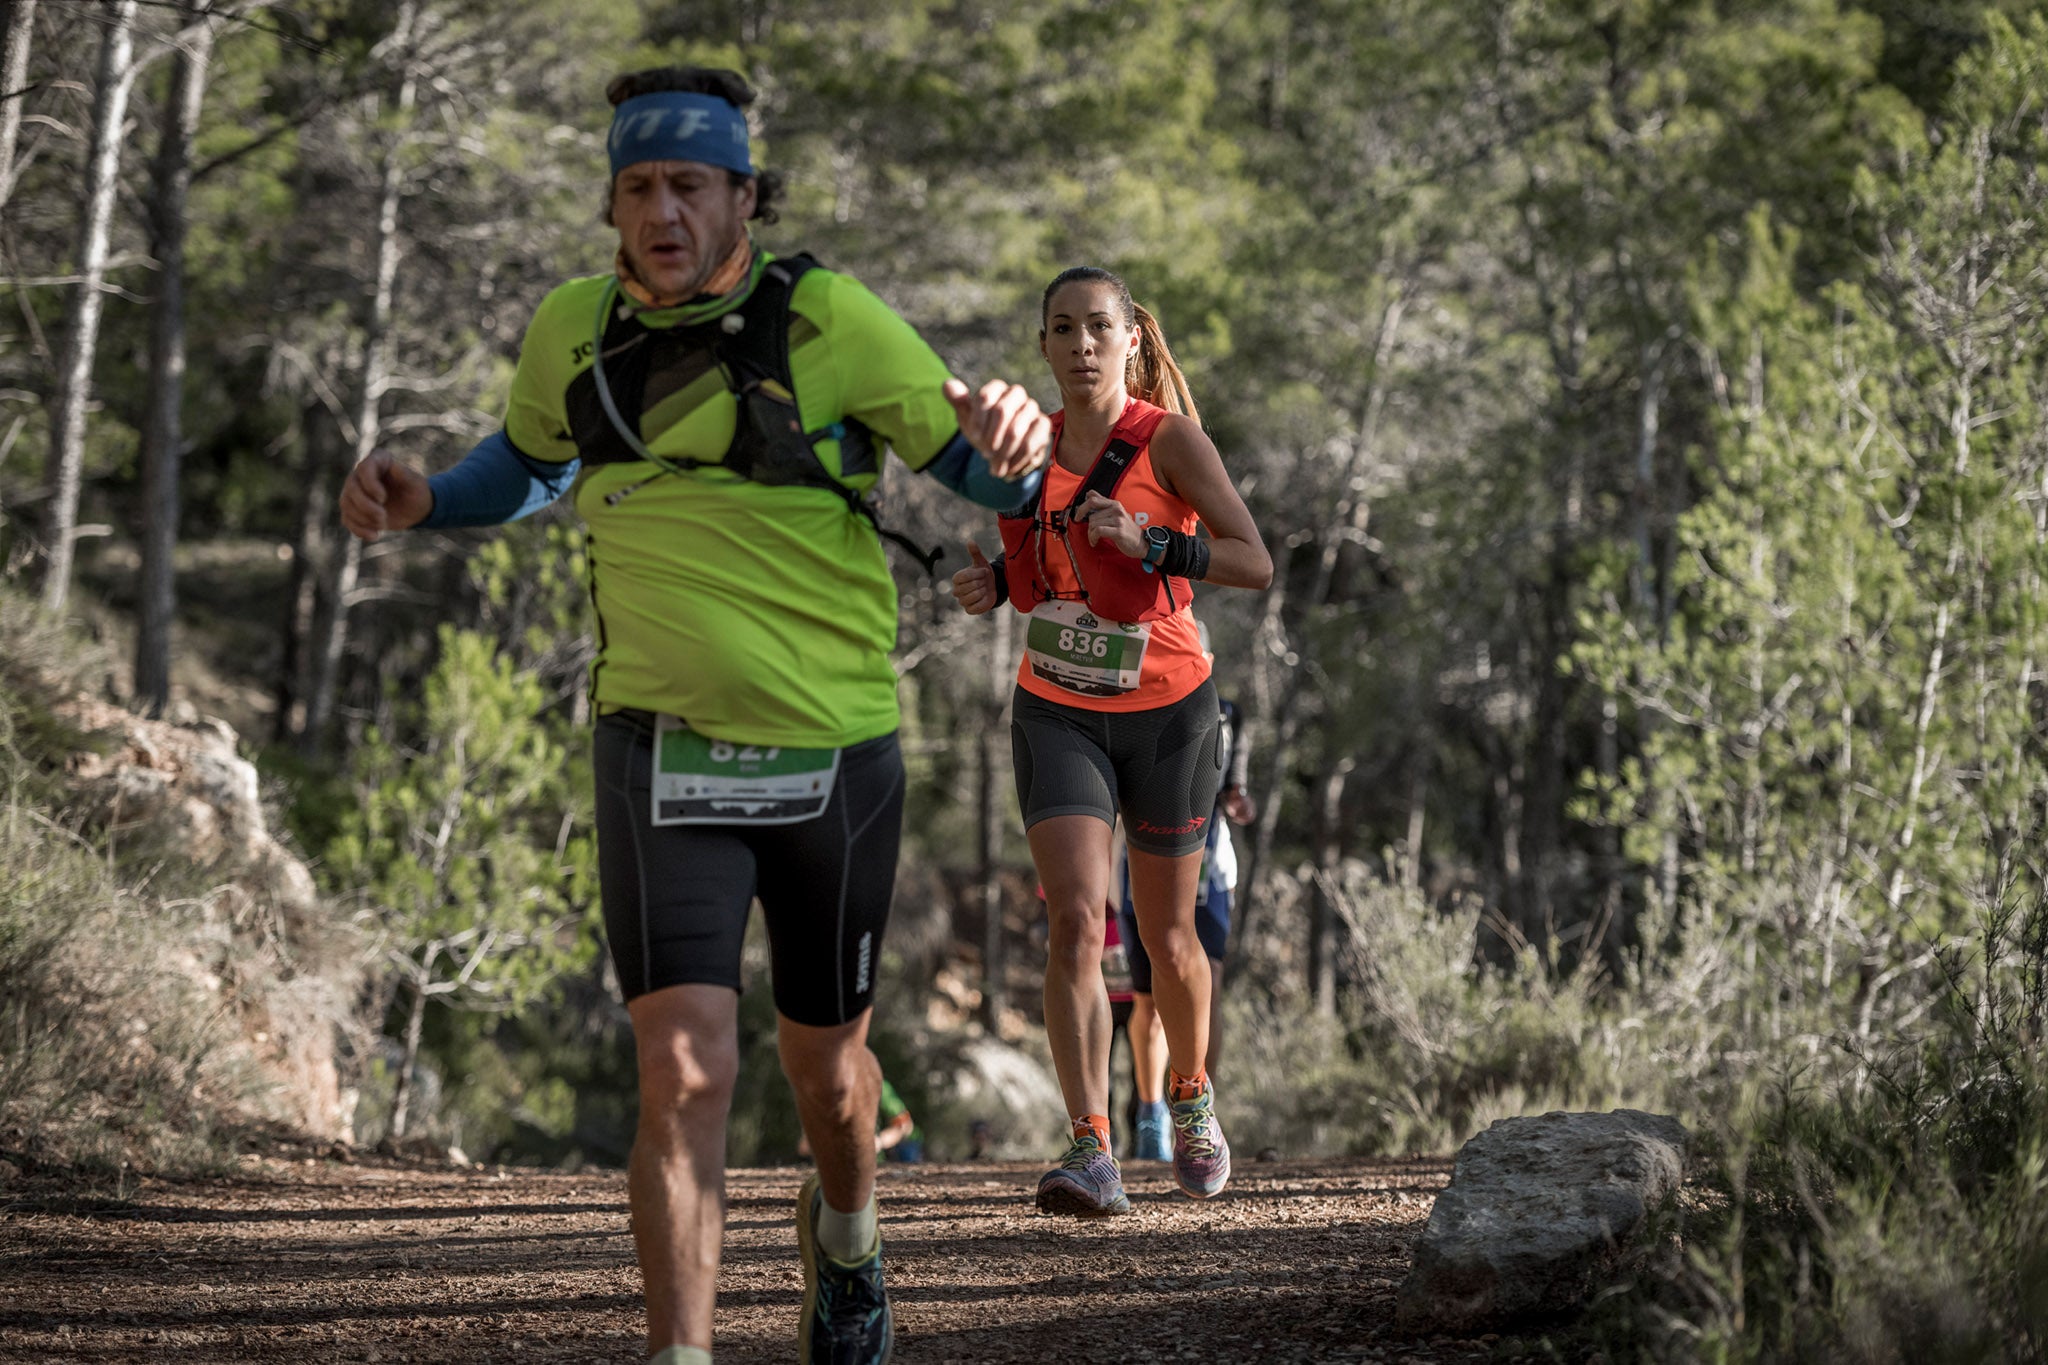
[592,709,904,1026]
[1010,679,1224,857]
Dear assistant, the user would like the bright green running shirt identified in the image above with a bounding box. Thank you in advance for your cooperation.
[502,258,956,749]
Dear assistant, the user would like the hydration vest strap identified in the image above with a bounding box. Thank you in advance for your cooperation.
[591,256,943,574]
[1067,437,1144,518]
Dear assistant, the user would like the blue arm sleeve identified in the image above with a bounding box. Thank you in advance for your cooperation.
[921,432,1044,511]
[419,430,579,528]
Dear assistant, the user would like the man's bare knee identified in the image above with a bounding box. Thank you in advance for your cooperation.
[780,1041,873,1115]
[638,1033,739,1116]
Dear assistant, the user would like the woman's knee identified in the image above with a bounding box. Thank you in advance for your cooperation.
[1139,922,1204,978]
[1044,897,1105,968]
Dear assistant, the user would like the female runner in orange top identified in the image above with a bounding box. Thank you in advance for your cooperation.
[951,265,1271,1215]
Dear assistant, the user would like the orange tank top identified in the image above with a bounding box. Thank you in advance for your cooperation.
[1014,402,1210,712]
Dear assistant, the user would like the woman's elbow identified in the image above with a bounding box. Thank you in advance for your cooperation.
[1239,543,1274,591]
[1211,555,1271,592]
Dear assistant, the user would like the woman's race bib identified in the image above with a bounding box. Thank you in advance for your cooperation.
[1024,599,1151,697]
[651,715,841,825]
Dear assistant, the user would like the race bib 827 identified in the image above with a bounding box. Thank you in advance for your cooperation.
[651,715,841,825]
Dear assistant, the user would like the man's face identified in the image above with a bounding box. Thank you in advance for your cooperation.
[611,159,757,300]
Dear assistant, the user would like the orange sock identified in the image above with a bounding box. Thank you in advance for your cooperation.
[1072,1114,1112,1152]
[1168,1068,1208,1103]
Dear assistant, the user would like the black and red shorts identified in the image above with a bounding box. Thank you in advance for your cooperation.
[1009,680,1223,857]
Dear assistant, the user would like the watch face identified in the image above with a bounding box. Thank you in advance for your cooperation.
[1147,526,1171,545]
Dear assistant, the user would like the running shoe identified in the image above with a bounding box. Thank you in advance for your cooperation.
[795,1173,893,1364]
[1034,1132,1133,1216]
[1169,1084,1232,1199]
[1133,1100,1173,1163]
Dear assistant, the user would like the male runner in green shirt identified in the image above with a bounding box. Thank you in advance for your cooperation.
[340,64,1048,1365]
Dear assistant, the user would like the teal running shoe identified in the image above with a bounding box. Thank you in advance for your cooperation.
[1133,1100,1172,1162]
[795,1173,893,1364]
[1170,1084,1232,1199]
[1034,1133,1133,1217]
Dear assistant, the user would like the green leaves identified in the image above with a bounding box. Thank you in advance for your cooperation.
[329,624,596,1018]
[1576,12,2048,951]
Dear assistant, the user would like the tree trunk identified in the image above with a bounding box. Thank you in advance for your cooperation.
[303,8,417,749]
[1306,760,1352,1016]
[38,0,138,615]
[1240,286,1404,947]
[0,0,36,211]
[1237,574,1290,946]
[1402,752,1428,889]
[388,970,428,1142]
[274,401,333,742]
[134,5,217,715]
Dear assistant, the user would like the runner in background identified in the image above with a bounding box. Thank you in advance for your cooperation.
[1118,656,1255,1160]
[796,1073,922,1162]
[950,266,1272,1216]
[1100,879,1148,1154]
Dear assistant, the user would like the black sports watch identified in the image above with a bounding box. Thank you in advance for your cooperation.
[1143,524,1173,565]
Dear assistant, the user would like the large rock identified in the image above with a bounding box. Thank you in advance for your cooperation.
[1396,1108,1688,1334]
[52,695,355,1141]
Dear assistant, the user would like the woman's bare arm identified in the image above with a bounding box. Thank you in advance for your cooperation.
[1150,415,1272,590]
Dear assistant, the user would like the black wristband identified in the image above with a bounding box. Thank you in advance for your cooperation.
[989,553,1010,607]
[1157,530,1210,581]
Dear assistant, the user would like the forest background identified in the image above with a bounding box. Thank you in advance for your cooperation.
[2,0,2046,1357]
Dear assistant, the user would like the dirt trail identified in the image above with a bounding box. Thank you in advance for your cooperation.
[0,1154,1498,1363]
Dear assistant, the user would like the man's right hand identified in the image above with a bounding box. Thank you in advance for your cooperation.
[339,451,432,542]
[951,541,1000,616]
[942,377,1051,480]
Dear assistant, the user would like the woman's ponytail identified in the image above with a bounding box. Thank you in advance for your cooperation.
[1126,302,1200,426]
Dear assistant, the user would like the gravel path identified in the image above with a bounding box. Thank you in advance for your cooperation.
[0,1154,1501,1363]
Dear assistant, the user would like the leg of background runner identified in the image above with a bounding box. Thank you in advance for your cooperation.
[1125,846,1209,1080]
[1029,813,1117,1131]
[1205,957,1225,1079]
[1129,992,1168,1103]
[779,1009,881,1232]
[627,983,743,1356]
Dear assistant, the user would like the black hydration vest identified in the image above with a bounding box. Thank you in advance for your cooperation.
[562,253,940,570]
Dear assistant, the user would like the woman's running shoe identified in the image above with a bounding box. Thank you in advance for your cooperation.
[1034,1133,1133,1216]
[1133,1100,1173,1162]
[1169,1085,1232,1199]
[795,1173,894,1364]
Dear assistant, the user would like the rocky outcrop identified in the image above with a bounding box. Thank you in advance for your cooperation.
[1396,1108,1688,1334]
[52,695,358,1142]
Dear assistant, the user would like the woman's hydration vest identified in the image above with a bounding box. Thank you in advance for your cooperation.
[997,398,1190,624]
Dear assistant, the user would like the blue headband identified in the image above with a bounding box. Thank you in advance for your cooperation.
[607,92,753,178]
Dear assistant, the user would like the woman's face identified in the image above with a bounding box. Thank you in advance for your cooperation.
[1040,281,1138,402]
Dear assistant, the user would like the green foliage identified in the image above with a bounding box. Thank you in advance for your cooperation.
[1618,896,2048,1364]
[7,1,2048,1354]
[328,626,598,1028]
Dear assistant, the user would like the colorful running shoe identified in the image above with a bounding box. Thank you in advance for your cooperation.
[795,1173,894,1364]
[1133,1100,1173,1163]
[1169,1084,1232,1199]
[1034,1133,1133,1217]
